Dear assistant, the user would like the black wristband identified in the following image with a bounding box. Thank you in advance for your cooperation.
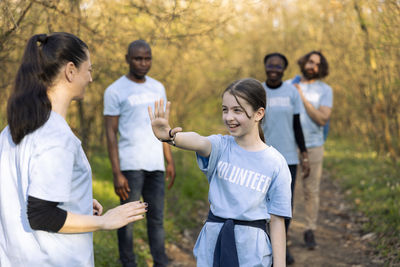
[161,138,176,146]
[159,129,176,146]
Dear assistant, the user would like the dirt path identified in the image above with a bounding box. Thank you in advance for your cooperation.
[167,170,382,267]
[288,170,383,267]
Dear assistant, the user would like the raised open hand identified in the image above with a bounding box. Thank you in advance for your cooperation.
[148,99,182,141]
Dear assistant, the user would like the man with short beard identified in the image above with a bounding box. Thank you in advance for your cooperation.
[291,51,333,250]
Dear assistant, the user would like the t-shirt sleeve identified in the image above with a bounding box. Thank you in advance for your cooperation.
[196,134,223,182]
[103,88,120,116]
[28,146,75,202]
[292,87,301,115]
[320,84,333,108]
[161,84,167,101]
[266,156,292,218]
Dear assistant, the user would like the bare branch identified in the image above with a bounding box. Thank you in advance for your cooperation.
[32,0,97,34]
[0,1,34,46]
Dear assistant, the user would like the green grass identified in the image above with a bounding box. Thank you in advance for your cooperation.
[324,136,400,264]
[90,149,209,267]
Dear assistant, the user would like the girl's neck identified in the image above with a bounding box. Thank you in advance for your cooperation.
[234,129,268,151]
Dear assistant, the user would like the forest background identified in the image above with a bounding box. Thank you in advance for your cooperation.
[0,0,399,265]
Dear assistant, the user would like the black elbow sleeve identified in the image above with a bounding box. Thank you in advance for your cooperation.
[27,195,67,232]
[293,114,307,153]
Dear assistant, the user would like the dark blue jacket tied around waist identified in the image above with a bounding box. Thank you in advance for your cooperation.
[207,210,269,267]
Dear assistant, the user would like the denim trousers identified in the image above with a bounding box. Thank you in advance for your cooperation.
[118,170,168,267]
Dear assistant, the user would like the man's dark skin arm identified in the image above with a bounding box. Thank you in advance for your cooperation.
[105,115,130,201]
[163,142,176,189]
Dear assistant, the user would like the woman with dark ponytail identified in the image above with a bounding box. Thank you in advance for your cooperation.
[0,33,147,266]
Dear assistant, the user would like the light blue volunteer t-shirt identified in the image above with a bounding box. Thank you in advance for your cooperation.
[103,75,166,171]
[289,80,333,148]
[262,82,302,165]
[193,135,291,267]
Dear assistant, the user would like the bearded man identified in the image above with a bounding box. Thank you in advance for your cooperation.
[291,51,333,250]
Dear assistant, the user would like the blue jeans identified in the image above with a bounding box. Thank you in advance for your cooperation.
[118,170,168,267]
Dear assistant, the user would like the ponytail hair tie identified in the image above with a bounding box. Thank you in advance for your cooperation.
[37,34,48,45]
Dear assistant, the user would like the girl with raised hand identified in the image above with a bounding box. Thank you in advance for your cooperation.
[0,32,147,267]
[148,78,291,267]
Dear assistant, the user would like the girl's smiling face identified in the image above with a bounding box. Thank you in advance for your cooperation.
[222,92,258,138]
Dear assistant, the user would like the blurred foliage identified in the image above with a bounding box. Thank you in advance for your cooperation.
[1,0,399,160]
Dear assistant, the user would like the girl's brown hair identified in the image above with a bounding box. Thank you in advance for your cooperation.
[223,78,266,143]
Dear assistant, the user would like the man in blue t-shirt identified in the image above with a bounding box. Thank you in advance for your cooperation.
[292,51,333,250]
[104,40,175,267]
